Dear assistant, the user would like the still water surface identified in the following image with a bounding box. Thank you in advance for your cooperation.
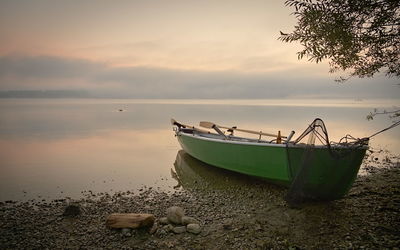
[0,98,399,201]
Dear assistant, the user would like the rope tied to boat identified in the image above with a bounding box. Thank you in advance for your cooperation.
[331,120,400,151]
[367,120,400,139]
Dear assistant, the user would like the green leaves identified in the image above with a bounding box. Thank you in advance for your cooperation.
[279,0,400,80]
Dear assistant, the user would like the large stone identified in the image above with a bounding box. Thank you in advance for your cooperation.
[186,223,201,234]
[181,216,199,225]
[106,213,155,229]
[166,206,185,224]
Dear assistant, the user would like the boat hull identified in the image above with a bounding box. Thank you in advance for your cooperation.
[177,132,367,200]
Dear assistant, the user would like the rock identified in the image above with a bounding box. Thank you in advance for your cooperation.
[106,213,155,229]
[63,203,81,217]
[254,223,262,231]
[172,226,186,234]
[121,228,131,237]
[186,223,201,234]
[159,217,169,225]
[157,229,167,236]
[163,224,174,232]
[222,219,233,230]
[181,216,199,225]
[256,239,267,248]
[166,206,185,224]
[149,222,158,234]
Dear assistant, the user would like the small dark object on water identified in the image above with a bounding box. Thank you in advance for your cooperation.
[63,204,81,217]
[119,109,123,112]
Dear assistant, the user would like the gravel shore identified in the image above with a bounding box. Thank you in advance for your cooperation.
[1,153,399,249]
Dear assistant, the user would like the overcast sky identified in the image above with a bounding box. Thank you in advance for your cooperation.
[0,0,398,99]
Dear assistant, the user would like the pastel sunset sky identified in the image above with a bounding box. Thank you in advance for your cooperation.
[0,0,398,99]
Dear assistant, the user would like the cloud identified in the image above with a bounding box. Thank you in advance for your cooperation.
[0,54,398,99]
[0,54,104,79]
[91,65,400,99]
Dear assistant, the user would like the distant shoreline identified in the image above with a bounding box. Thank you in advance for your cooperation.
[1,95,399,108]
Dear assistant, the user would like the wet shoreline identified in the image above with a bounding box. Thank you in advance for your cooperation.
[1,158,399,249]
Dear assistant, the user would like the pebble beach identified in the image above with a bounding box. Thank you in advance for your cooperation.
[1,152,399,249]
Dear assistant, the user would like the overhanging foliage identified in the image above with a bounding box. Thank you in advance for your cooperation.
[280,0,400,81]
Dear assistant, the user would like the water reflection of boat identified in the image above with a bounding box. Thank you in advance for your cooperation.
[173,150,279,191]
[171,118,369,201]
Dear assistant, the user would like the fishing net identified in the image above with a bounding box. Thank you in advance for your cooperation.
[285,118,368,206]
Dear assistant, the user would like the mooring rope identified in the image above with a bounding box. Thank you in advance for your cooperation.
[368,120,400,139]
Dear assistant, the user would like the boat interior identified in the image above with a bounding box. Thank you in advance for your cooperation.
[177,127,284,144]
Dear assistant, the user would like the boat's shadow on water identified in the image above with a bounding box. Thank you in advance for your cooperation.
[172,150,286,195]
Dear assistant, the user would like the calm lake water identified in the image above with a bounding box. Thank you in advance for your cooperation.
[0,98,399,201]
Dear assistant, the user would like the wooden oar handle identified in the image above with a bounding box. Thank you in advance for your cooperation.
[200,121,287,138]
[220,126,285,138]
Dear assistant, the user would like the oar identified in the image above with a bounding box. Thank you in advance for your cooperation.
[196,121,227,138]
[171,118,210,133]
[199,121,287,138]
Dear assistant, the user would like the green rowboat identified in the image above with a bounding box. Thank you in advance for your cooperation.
[171,118,369,202]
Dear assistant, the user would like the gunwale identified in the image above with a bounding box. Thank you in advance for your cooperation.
[178,130,369,150]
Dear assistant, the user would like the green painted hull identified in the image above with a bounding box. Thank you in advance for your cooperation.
[177,132,367,200]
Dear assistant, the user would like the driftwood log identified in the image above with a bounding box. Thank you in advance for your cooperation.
[106,213,155,229]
